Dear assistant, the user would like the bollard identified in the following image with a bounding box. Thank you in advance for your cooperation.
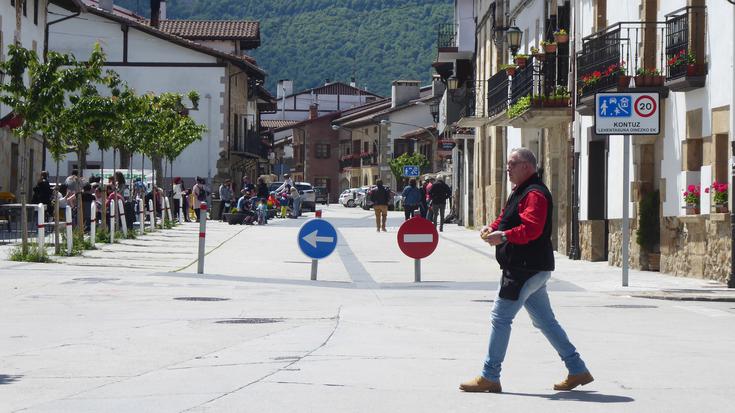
[65,205,73,255]
[197,202,208,274]
[164,197,173,223]
[138,199,145,235]
[315,210,322,218]
[117,199,128,236]
[109,200,116,244]
[148,200,155,231]
[90,202,96,248]
[37,203,45,249]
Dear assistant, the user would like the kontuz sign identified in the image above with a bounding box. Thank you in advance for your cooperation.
[594,92,660,135]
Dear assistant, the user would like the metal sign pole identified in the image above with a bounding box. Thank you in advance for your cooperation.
[414,258,421,282]
[311,259,318,280]
[622,134,630,287]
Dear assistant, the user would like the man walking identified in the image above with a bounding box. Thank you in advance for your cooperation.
[369,180,390,232]
[429,178,451,232]
[460,147,592,393]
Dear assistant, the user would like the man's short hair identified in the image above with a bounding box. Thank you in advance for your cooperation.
[376,179,383,186]
[511,148,538,170]
[71,169,79,176]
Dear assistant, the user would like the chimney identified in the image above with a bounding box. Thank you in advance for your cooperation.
[99,0,113,12]
[391,80,421,108]
[309,104,319,120]
[150,0,161,28]
[160,0,167,20]
[432,75,446,98]
[350,77,356,88]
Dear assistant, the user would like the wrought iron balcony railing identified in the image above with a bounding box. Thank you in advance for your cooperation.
[487,69,510,117]
[576,22,666,98]
[665,6,706,81]
[437,23,457,52]
[232,130,266,157]
[459,80,487,119]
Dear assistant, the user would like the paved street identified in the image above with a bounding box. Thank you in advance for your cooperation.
[1,205,734,412]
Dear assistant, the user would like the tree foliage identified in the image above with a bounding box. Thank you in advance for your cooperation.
[389,152,429,186]
[114,0,452,95]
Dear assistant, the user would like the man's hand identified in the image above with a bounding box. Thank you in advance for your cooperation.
[480,225,492,241]
[482,230,506,246]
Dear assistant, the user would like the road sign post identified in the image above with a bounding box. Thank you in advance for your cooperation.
[595,92,660,286]
[397,217,439,282]
[298,218,338,280]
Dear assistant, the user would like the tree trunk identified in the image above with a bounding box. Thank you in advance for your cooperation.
[78,147,87,171]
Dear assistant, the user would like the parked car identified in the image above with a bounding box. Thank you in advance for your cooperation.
[357,185,401,210]
[313,186,328,205]
[268,181,316,211]
[339,188,361,207]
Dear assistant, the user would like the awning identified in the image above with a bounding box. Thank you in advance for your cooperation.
[0,112,23,129]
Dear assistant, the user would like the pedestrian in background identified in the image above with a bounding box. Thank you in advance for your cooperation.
[429,178,451,232]
[256,177,269,200]
[289,186,302,218]
[192,177,208,221]
[172,177,183,221]
[31,171,53,214]
[401,178,421,220]
[219,179,233,220]
[460,147,592,393]
[369,179,390,232]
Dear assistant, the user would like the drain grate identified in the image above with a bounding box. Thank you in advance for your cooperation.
[216,318,283,324]
[603,304,658,309]
[174,297,230,302]
[72,277,120,282]
[472,299,495,303]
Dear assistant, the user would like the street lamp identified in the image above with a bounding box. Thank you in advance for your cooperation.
[505,26,523,56]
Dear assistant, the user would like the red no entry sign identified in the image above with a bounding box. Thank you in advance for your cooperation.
[397,217,439,259]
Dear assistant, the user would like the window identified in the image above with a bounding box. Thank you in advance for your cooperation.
[315,143,331,159]
[363,142,369,153]
[34,0,38,25]
[314,177,330,194]
[23,0,27,17]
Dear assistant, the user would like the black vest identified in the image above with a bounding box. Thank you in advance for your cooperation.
[495,174,555,272]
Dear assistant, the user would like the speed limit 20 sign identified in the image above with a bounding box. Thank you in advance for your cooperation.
[594,92,660,135]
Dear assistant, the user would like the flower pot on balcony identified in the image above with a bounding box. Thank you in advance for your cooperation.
[543,43,557,53]
[554,33,569,44]
[515,56,528,68]
[713,204,729,213]
[617,75,631,90]
[505,67,517,77]
[650,75,664,87]
[685,204,700,215]
[533,53,546,62]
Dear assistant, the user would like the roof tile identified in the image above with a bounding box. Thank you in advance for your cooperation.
[158,20,260,40]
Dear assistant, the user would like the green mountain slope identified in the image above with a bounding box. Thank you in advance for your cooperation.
[114,0,452,96]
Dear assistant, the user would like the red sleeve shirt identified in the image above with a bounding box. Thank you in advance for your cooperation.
[489,189,548,244]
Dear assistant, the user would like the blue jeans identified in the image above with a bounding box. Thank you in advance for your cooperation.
[482,271,587,382]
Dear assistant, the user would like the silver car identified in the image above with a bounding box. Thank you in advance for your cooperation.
[269,181,316,211]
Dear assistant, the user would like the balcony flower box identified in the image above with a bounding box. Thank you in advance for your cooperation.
[541,41,557,53]
[530,47,545,62]
[553,29,569,44]
[501,64,517,77]
[514,54,529,69]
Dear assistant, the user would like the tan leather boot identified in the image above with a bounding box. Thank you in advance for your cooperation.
[459,376,502,393]
[554,372,594,390]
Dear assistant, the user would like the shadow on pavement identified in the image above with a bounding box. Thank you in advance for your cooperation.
[0,374,22,385]
[503,390,634,403]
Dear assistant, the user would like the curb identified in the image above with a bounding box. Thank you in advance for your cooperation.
[630,293,735,302]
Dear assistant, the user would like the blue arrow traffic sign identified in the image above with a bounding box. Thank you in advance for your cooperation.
[297,219,338,259]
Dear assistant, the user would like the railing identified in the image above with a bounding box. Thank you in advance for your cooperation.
[257,102,277,114]
[232,130,265,157]
[509,55,572,108]
[665,6,706,80]
[510,62,534,106]
[576,22,666,98]
[487,69,510,117]
[437,23,457,51]
[459,80,486,118]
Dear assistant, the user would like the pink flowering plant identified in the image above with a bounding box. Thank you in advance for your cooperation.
[683,184,700,205]
[706,181,728,206]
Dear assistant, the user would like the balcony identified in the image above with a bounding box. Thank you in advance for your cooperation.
[437,23,457,53]
[232,130,268,158]
[664,6,707,92]
[575,22,668,115]
[485,69,511,126]
[435,22,473,64]
[456,80,488,128]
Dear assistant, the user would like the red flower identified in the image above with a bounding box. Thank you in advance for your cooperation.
[687,184,696,192]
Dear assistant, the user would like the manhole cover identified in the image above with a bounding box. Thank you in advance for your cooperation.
[603,304,658,309]
[174,297,230,302]
[472,299,495,303]
[72,277,120,282]
[216,318,283,324]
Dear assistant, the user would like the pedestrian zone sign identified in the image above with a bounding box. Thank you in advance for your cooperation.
[403,165,420,177]
[298,219,338,259]
[594,92,660,135]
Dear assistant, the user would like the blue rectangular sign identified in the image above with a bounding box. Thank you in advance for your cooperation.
[402,165,419,177]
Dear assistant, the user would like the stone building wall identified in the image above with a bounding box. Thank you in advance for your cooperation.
[660,213,731,283]
[580,220,606,261]
[607,219,646,270]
